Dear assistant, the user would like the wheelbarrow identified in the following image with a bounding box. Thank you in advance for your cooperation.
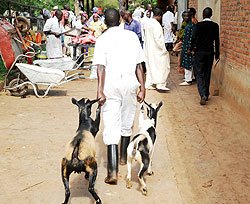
[1,16,88,98]
[3,45,88,98]
[7,62,85,98]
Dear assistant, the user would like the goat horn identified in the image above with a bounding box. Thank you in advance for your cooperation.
[90,98,100,104]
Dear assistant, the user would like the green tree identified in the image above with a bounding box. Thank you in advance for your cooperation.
[128,0,158,12]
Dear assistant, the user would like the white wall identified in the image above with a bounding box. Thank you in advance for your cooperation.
[177,0,188,29]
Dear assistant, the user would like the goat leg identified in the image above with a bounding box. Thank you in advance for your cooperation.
[138,154,150,196]
[94,104,101,135]
[147,160,154,176]
[148,148,155,175]
[88,167,102,204]
[61,158,71,204]
[85,172,89,180]
[126,156,133,189]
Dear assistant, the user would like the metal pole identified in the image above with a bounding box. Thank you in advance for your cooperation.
[74,0,80,16]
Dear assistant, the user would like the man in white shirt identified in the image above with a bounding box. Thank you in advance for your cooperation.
[93,8,145,185]
[144,4,154,18]
[162,5,175,51]
[43,10,66,59]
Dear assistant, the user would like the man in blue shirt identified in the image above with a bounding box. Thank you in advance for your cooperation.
[123,10,143,47]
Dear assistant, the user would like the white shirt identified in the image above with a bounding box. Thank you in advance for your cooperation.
[140,16,150,42]
[203,18,212,22]
[43,16,65,58]
[174,12,178,24]
[144,10,153,18]
[72,18,82,35]
[93,26,144,89]
[43,16,65,34]
[162,11,175,43]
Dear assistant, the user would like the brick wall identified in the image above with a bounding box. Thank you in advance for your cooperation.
[187,0,250,115]
[220,0,250,71]
[188,0,197,10]
[187,0,250,71]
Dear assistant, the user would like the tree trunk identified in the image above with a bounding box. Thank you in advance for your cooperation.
[119,0,128,11]
[74,0,80,16]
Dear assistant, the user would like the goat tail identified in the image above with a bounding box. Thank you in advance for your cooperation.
[71,139,81,167]
[132,141,138,157]
[132,135,147,157]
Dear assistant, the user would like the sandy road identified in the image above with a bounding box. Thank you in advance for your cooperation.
[0,56,249,204]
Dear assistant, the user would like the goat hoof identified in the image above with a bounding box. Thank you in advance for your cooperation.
[85,173,89,180]
[148,171,154,176]
[126,179,132,189]
[142,187,147,196]
[96,199,102,204]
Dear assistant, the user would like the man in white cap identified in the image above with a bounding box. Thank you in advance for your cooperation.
[51,6,58,16]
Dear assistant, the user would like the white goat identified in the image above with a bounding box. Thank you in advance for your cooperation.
[126,101,162,195]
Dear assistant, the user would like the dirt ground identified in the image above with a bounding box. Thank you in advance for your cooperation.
[0,56,249,204]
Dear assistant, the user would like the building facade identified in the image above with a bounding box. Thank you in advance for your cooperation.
[188,0,250,114]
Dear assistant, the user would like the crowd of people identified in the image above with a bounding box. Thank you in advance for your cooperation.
[41,5,107,59]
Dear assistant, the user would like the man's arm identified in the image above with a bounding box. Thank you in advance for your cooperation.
[190,24,197,52]
[43,30,61,37]
[97,64,106,105]
[215,24,220,60]
[135,63,145,103]
[43,20,61,37]
[171,22,174,33]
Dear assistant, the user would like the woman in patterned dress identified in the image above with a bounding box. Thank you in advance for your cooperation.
[89,13,107,38]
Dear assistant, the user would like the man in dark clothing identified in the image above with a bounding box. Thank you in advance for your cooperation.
[191,7,220,105]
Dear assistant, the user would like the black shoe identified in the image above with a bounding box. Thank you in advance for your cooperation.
[120,136,130,165]
[105,144,118,185]
[200,96,206,105]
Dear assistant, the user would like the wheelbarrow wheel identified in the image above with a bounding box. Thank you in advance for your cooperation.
[9,78,28,97]
[14,16,30,33]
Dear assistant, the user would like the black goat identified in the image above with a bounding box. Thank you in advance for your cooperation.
[126,101,162,195]
[61,97,102,204]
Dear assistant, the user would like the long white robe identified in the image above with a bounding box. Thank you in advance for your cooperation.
[144,18,170,86]
[162,11,175,43]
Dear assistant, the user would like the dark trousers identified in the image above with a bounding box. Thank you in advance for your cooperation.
[194,50,214,97]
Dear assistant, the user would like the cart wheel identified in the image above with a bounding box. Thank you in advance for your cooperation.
[9,78,28,97]
[14,16,30,33]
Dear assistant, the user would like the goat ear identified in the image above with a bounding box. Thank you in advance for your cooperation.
[72,98,79,106]
[157,101,163,111]
[140,103,144,110]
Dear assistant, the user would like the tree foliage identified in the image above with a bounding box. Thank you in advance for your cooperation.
[128,0,158,12]
[94,0,118,10]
